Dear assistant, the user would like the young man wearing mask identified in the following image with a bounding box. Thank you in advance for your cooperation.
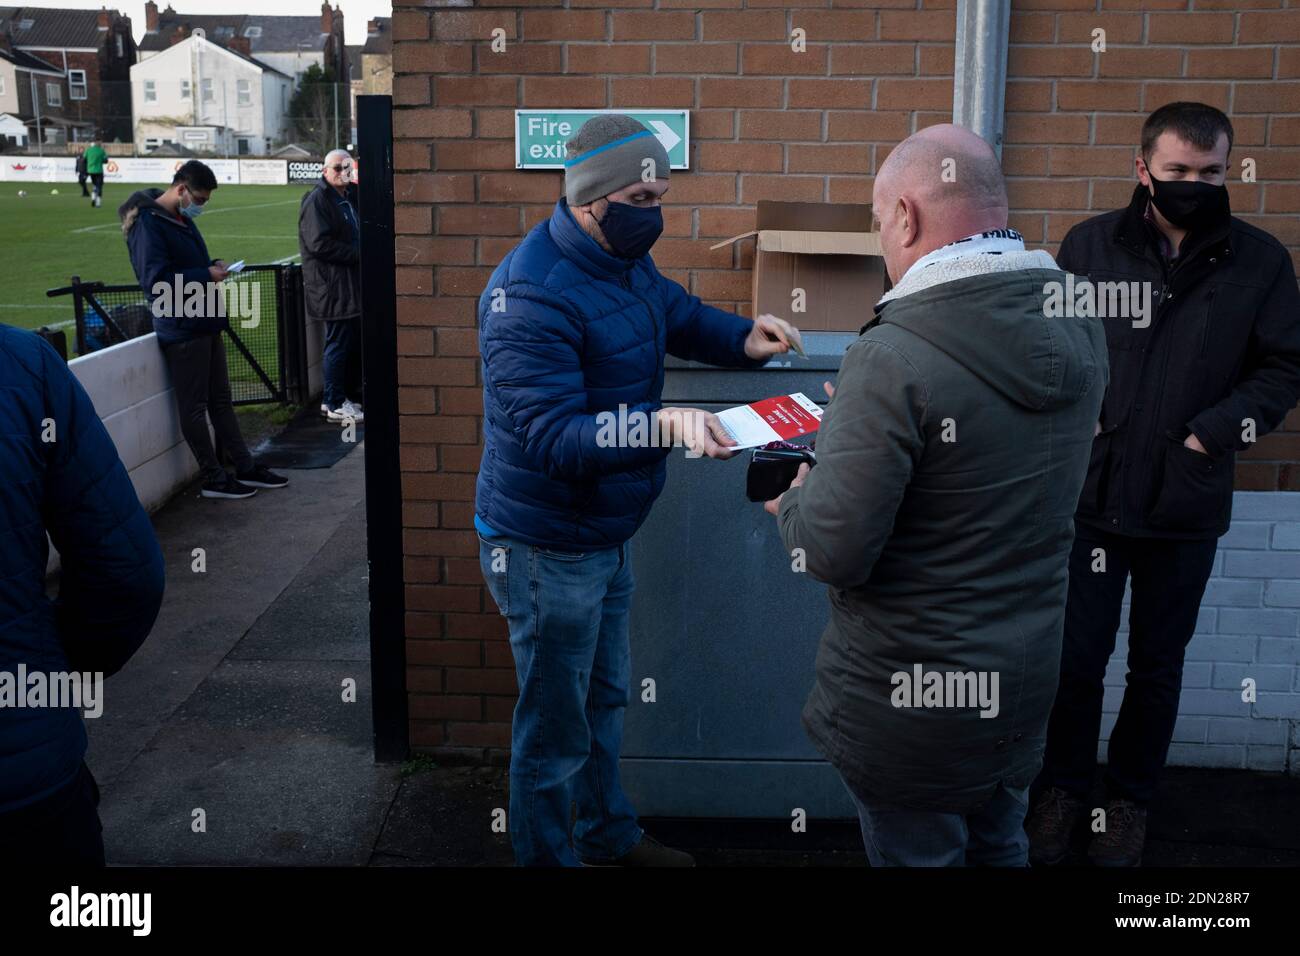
[120,160,287,499]
[1029,102,1300,866]
[476,114,799,866]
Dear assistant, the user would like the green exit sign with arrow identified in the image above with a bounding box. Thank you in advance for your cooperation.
[514,110,690,170]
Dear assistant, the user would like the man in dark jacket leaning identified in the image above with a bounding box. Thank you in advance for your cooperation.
[476,114,800,867]
[1029,103,1300,867]
[0,323,165,865]
[298,149,364,423]
[767,124,1107,866]
[120,160,286,499]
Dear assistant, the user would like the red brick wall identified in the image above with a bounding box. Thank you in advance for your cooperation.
[392,0,1300,757]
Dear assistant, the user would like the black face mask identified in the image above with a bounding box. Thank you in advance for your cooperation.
[1147,171,1230,232]
[597,200,664,259]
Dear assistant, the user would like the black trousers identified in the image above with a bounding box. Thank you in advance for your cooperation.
[78,172,89,196]
[161,333,253,482]
[89,172,103,198]
[1039,524,1218,806]
[0,762,105,866]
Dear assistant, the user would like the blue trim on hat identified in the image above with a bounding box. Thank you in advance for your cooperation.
[564,130,656,167]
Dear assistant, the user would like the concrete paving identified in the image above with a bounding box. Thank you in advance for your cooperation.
[82,421,1300,867]
[87,438,401,865]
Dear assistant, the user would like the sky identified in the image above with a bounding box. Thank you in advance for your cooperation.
[9,0,393,46]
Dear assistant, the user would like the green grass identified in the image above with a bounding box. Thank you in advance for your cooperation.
[0,183,307,333]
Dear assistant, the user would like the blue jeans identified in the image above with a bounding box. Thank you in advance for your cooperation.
[478,532,643,867]
[843,776,1031,867]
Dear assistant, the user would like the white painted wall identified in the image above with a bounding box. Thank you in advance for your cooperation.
[68,332,199,513]
[1103,491,1300,774]
[0,62,20,115]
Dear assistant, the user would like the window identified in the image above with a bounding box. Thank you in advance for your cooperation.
[18,18,33,30]
[180,79,190,99]
[201,78,214,103]
[237,79,251,106]
[237,137,250,155]
[143,137,161,151]
[115,33,124,58]
[143,79,156,103]
[69,69,87,100]
[45,82,61,107]
[215,26,233,39]
[244,26,262,38]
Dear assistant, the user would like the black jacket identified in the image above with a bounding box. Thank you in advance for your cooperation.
[298,178,361,323]
[1057,184,1300,540]
[119,188,224,345]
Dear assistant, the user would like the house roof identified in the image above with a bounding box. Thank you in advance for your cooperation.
[0,44,66,75]
[361,18,391,56]
[138,32,291,79]
[0,6,111,50]
[346,45,363,81]
[140,11,330,56]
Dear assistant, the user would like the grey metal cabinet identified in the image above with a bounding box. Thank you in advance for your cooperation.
[622,334,861,819]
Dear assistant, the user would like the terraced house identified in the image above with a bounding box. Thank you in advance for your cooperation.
[0,5,136,144]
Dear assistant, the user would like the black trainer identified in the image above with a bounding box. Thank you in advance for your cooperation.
[236,465,289,489]
[201,474,258,499]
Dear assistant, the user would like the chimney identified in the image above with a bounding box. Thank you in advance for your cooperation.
[167,24,189,47]
[97,8,111,31]
[145,1,159,33]
[320,2,333,35]
[367,18,379,37]
[226,35,250,56]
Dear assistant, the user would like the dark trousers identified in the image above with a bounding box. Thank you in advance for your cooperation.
[322,317,363,410]
[89,172,103,198]
[161,333,253,482]
[0,762,105,866]
[78,172,89,196]
[1039,524,1218,806]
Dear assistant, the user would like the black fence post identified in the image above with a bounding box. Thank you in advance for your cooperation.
[358,94,409,763]
[71,275,86,357]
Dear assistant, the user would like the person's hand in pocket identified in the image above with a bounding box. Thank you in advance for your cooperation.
[1184,432,1209,456]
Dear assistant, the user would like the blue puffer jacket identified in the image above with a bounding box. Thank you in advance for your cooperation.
[476,198,761,550]
[0,324,165,814]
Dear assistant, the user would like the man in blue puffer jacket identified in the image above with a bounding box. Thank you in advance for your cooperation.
[477,115,800,866]
[0,323,165,864]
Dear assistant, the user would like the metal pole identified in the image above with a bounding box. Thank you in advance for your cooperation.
[356,94,409,763]
[953,0,1010,159]
[333,81,339,151]
[31,72,44,156]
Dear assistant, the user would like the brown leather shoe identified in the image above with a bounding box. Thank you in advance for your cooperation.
[1026,787,1087,866]
[580,833,695,867]
[1088,799,1146,867]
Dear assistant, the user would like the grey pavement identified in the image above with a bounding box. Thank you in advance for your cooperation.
[82,424,1300,867]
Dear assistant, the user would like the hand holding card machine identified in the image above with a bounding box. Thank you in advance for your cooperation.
[746,445,816,502]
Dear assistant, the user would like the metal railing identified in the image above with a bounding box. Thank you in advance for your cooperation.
[46,263,309,407]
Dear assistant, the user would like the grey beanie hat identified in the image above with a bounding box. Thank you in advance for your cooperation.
[564,114,670,207]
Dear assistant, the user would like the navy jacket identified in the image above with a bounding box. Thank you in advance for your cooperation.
[0,324,165,813]
[476,198,761,551]
[119,188,225,345]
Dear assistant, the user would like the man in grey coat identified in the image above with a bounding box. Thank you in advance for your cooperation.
[766,124,1108,866]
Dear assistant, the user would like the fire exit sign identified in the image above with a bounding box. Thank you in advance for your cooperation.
[514,110,690,170]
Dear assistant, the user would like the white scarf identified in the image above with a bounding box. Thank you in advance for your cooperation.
[878,228,1058,305]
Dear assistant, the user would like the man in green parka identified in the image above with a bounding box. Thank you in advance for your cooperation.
[766,124,1108,866]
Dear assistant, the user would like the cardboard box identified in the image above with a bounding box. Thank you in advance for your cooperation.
[710,201,887,332]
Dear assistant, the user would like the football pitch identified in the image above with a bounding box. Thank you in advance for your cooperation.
[0,183,308,334]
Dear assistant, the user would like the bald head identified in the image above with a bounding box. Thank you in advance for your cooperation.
[873,124,1009,284]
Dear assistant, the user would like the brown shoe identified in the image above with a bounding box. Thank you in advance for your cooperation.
[580,833,695,867]
[1088,799,1146,867]
[1026,786,1087,866]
